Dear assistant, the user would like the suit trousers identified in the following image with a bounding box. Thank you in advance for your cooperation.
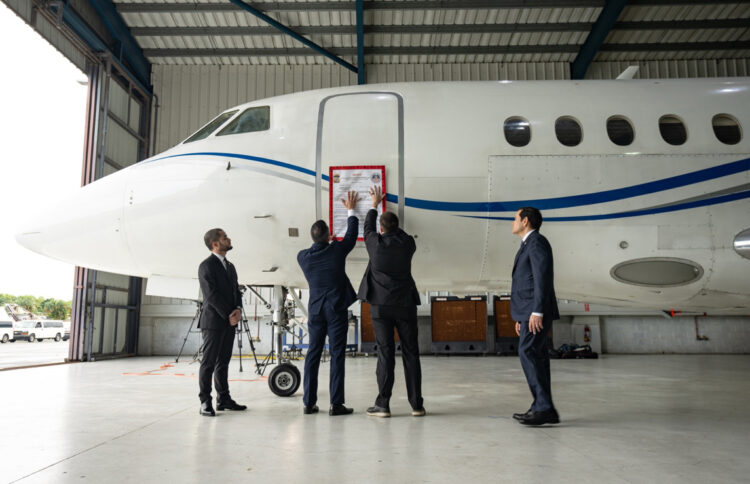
[518,315,554,412]
[303,305,349,407]
[371,304,423,410]
[198,327,236,404]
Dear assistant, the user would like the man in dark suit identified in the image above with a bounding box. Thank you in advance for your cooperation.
[358,186,424,418]
[297,191,360,416]
[510,207,560,426]
[197,228,247,417]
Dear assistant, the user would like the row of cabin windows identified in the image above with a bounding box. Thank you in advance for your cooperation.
[184,106,271,143]
[183,105,743,149]
[504,113,742,148]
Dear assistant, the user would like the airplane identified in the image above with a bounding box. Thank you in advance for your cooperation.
[15,77,750,317]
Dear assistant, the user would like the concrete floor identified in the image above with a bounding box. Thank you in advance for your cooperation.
[1,355,749,484]
[0,340,68,369]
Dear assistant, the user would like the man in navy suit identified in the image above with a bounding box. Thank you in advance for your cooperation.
[297,191,360,416]
[197,228,247,417]
[510,207,561,426]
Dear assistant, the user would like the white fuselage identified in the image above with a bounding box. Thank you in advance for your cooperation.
[17,79,750,312]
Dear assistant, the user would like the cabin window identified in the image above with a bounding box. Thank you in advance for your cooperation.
[183,110,238,143]
[659,115,687,145]
[504,117,531,147]
[606,116,634,146]
[712,114,742,145]
[217,106,270,136]
[555,116,582,146]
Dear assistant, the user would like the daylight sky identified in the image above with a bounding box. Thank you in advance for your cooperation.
[0,3,88,301]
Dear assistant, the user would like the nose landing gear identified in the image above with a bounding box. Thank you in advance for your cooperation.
[249,285,302,397]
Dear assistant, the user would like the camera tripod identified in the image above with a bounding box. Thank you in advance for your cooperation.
[175,301,204,363]
[175,290,260,371]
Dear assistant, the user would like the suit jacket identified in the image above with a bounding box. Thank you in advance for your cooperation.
[511,230,560,322]
[198,254,242,330]
[357,209,421,307]
[297,216,359,316]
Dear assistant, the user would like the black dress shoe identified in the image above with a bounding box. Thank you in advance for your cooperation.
[217,399,247,411]
[520,409,560,426]
[513,409,532,421]
[366,405,391,418]
[200,401,215,417]
[303,405,319,415]
[329,404,354,416]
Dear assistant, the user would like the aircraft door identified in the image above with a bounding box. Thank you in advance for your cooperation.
[316,92,404,224]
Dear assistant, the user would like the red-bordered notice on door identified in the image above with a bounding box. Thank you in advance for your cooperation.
[329,165,386,241]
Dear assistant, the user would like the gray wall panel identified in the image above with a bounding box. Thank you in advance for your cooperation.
[2,0,87,73]
[152,63,359,153]
[600,316,750,354]
[587,59,750,79]
[151,62,570,152]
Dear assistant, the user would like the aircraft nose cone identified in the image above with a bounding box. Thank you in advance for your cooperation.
[14,170,137,274]
[15,230,44,255]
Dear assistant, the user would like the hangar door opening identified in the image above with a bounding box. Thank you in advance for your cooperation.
[316,92,405,223]
[69,59,150,362]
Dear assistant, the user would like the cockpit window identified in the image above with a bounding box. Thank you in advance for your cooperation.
[217,106,270,136]
[183,110,238,144]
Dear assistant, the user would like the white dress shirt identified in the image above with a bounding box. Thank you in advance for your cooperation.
[212,252,227,270]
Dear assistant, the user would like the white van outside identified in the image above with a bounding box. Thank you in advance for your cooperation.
[0,306,14,343]
[0,321,13,343]
[14,320,66,342]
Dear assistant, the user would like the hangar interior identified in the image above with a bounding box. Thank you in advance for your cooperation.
[6,0,749,361]
[2,0,750,482]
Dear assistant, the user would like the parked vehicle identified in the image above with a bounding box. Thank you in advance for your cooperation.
[13,320,66,342]
[0,321,13,343]
[1,306,15,343]
[63,321,71,341]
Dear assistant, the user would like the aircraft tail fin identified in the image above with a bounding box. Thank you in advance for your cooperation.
[616,65,640,80]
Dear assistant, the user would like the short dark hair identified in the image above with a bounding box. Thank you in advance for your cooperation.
[204,228,224,250]
[380,211,399,233]
[310,220,329,243]
[518,207,542,230]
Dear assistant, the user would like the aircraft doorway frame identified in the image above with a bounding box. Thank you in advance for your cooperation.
[314,92,405,222]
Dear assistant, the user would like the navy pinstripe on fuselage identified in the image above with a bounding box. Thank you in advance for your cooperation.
[144,151,750,221]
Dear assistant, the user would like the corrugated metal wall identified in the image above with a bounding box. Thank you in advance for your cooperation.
[151,62,570,152]
[2,0,88,73]
[152,59,750,153]
[152,63,357,153]
[587,59,750,80]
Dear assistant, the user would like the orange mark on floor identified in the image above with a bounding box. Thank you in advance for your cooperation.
[122,361,268,382]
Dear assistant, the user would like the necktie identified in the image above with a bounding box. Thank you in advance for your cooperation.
[223,258,230,271]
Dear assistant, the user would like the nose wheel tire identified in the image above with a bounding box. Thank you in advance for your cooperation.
[268,363,301,397]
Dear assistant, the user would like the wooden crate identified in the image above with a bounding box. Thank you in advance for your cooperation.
[494,297,552,340]
[360,301,399,343]
[431,298,487,342]
[495,299,517,338]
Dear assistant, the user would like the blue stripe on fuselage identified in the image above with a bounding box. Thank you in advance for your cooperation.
[145,151,749,215]
[460,189,750,222]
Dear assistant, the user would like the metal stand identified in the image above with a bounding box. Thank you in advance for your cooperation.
[176,302,203,363]
[235,287,261,373]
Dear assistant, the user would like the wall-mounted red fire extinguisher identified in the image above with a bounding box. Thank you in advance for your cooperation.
[584,325,591,343]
